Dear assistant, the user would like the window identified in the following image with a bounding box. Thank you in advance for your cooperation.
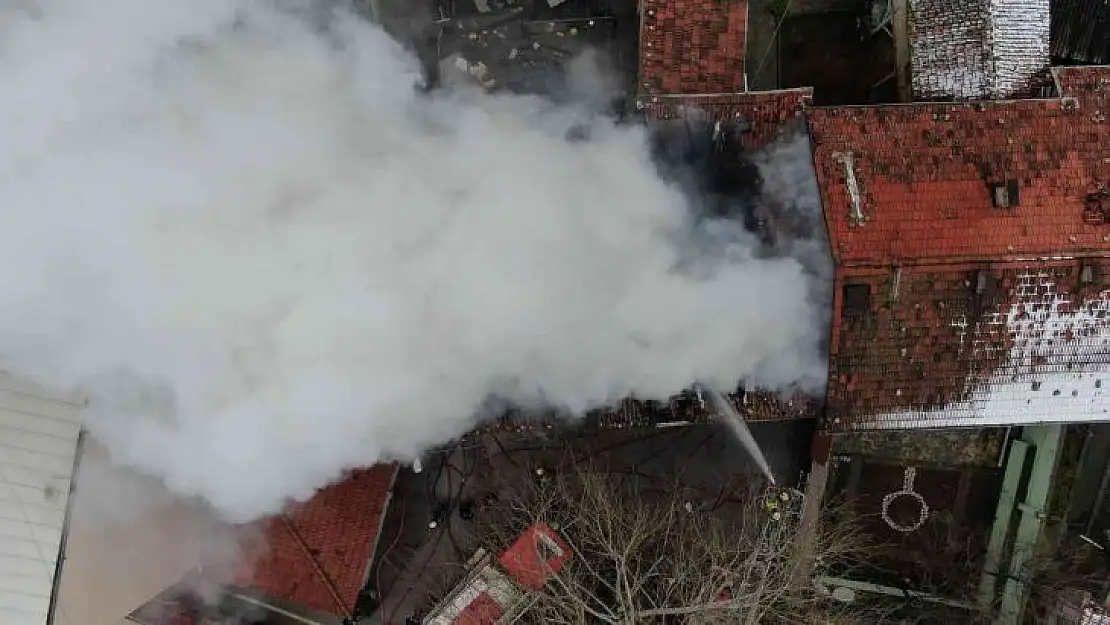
[1081,263,1097,285]
[974,270,1001,298]
[842,283,871,316]
[990,180,1020,208]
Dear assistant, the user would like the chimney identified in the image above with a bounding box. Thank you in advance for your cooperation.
[908,0,1051,100]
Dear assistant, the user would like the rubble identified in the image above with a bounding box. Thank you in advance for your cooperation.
[421,1,621,96]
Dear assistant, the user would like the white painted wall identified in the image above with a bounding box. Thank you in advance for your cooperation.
[0,372,235,625]
[0,373,83,625]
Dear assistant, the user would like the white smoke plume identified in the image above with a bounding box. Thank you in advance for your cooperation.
[0,0,826,521]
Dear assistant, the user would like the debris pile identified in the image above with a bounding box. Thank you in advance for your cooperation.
[424,0,621,95]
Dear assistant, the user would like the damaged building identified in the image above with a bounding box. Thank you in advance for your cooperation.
[391,0,1110,619]
[25,2,1110,625]
[126,464,399,625]
[811,66,1110,432]
[409,0,636,98]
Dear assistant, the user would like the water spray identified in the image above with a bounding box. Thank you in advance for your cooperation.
[698,384,777,485]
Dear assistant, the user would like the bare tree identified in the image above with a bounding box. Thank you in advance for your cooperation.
[475,462,877,624]
[1025,534,1110,624]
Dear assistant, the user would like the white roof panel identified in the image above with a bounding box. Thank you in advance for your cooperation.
[0,377,83,625]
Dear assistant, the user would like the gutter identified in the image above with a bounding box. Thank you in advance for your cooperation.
[46,429,88,625]
[358,463,401,596]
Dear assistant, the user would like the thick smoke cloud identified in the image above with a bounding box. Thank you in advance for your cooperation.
[0,0,826,520]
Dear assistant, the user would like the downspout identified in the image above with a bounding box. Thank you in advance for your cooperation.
[46,429,88,625]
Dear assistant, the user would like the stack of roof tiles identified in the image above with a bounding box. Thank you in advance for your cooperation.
[809,66,1110,431]
[638,0,748,95]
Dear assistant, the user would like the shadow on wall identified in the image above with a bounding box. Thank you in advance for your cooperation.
[52,438,244,625]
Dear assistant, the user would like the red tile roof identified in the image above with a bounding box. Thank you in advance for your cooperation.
[639,0,749,94]
[809,66,1110,266]
[639,89,813,151]
[825,241,1110,431]
[234,463,398,617]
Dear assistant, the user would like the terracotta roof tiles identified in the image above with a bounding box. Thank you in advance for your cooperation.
[812,66,1110,431]
[234,463,398,617]
[826,260,1110,430]
[639,0,749,94]
[809,66,1110,266]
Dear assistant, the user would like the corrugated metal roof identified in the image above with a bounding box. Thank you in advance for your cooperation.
[1051,0,1110,64]
[0,373,84,625]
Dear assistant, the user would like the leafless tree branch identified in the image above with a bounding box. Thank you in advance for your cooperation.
[472,457,880,624]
